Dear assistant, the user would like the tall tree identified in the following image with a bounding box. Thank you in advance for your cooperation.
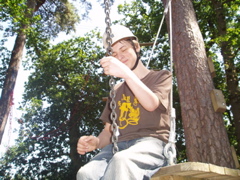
[117,0,236,167]
[0,32,108,179]
[193,0,240,156]
[162,0,235,168]
[0,0,84,144]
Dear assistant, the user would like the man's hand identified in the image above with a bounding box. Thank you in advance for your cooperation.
[100,56,129,79]
[77,135,99,155]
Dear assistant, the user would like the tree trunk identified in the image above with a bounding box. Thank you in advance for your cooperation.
[68,102,83,180]
[0,31,26,144]
[162,0,235,168]
[0,0,44,144]
[210,0,240,156]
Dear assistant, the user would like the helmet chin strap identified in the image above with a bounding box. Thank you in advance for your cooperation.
[130,39,141,71]
[131,55,140,70]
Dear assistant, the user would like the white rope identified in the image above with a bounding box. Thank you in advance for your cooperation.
[145,0,176,165]
[146,0,172,69]
[146,15,165,68]
[164,0,177,165]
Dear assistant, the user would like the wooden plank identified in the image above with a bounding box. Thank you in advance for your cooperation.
[151,175,199,180]
[210,89,227,113]
[151,162,240,180]
[207,57,216,78]
[102,97,108,101]
[153,162,209,177]
[139,42,155,46]
[224,166,240,177]
[231,146,240,168]
[191,172,223,179]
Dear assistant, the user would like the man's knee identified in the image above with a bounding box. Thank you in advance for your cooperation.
[76,162,106,180]
[111,151,130,165]
[76,166,90,180]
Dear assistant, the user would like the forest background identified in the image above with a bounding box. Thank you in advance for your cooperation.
[0,0,239,179]
[0,0,120,156]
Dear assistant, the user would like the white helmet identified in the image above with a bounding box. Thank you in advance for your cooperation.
[102,25,137,49]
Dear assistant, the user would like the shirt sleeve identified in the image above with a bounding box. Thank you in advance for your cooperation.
[151,70,172,111]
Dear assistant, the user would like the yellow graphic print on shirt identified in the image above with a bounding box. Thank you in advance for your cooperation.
[118,94,140,129]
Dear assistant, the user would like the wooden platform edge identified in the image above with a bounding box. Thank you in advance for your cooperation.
[151,162,240,180]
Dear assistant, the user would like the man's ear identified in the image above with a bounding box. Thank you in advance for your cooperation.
[133,40,140,52]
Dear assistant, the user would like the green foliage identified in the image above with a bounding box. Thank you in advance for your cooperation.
[33,0,82,38]
[193,0,240,158]
[0,0,27,32]
[0,0,96,179]
[193,0,240,55]
[0,0,83,40]
[117,0,166,42]
[0,0,86,93]
[0,30,107,179]
[0,46,11,88]
[54,1,81,34]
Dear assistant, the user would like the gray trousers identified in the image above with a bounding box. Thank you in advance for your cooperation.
[76,137,168,180]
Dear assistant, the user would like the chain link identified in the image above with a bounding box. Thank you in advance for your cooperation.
[104,0,113,56]
[104,0,119,154]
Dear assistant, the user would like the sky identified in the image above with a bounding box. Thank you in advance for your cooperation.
[0,0,129,157]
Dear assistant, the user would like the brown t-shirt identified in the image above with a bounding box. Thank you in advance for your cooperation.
[100,70,172,143]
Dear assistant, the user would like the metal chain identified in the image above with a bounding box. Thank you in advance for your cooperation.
[104,0,119,154]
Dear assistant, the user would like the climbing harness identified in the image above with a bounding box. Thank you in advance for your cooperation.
[146,0,177,165]
[104,0,119,154]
